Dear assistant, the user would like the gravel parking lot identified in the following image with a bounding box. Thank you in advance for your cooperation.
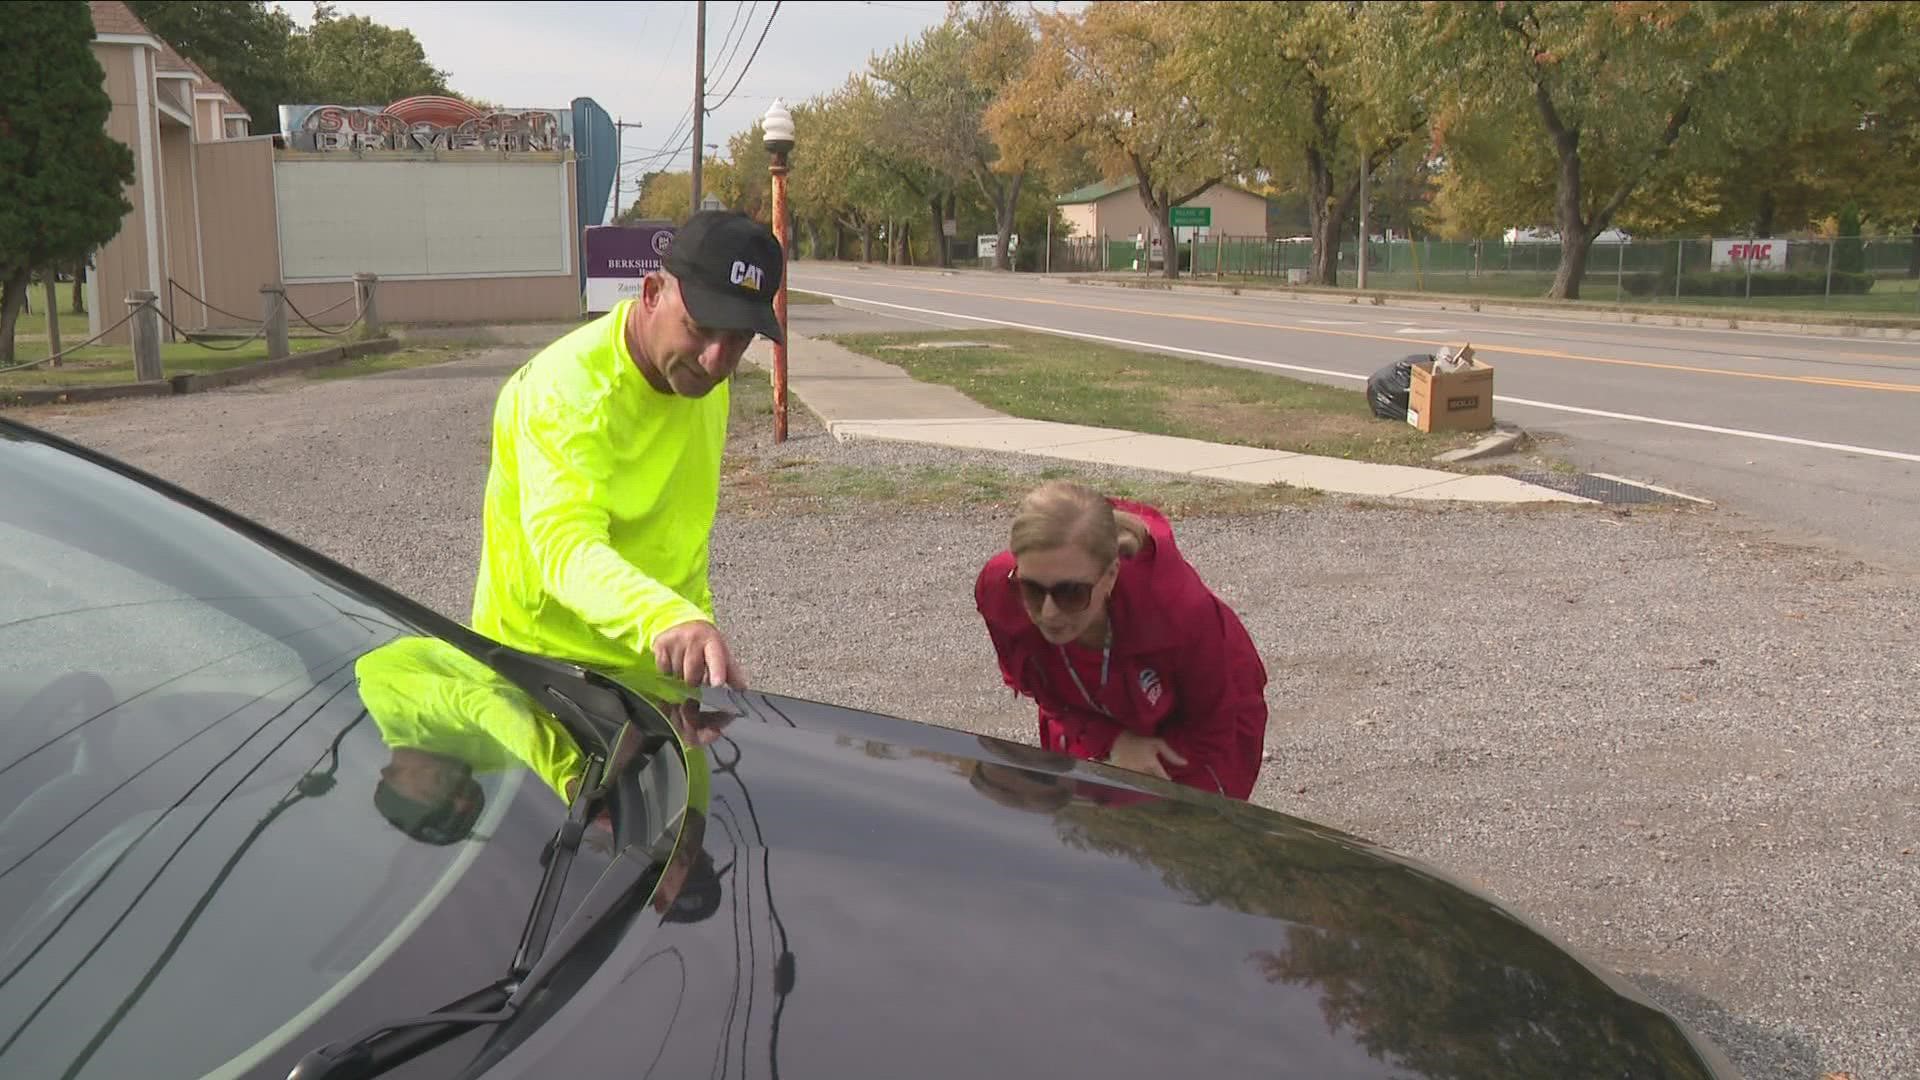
[8,338,1915,1080]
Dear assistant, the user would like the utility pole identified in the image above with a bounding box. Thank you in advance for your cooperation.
[691,0,706,213]
[611,119,645,221]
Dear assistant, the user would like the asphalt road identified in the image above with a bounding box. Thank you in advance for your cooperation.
[791,264,1920,570]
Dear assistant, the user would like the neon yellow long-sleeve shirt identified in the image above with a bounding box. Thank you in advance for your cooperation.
[355,636,585,803]
[471,300,729,677]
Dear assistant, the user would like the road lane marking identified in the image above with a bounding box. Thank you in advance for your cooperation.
[817,269,1920,357]
[801,289,1920,466]
[801,274,1920,388]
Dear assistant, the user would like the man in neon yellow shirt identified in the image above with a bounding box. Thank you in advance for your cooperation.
[473,211,785,690]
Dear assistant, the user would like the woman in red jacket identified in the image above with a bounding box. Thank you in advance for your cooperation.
[974,480,1270,800]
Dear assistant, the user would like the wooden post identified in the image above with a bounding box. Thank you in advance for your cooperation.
[42,274,62,367]
[354,273,380,338]
[262,285,289,359]
[127,290,163,382]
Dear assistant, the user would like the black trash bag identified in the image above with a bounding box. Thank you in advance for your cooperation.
[1367,354,1426,420]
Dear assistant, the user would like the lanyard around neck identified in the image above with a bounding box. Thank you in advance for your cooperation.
[1057,638,1112,718]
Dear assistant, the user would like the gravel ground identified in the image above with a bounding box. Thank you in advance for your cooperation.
[8,342,1916,1080]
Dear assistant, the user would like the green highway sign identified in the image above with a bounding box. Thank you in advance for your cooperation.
[1169,205,1211,227]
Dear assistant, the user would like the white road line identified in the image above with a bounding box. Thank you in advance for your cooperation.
[804,289,1920,467]
[1490,396,1920,463]
[801,271,1920,351]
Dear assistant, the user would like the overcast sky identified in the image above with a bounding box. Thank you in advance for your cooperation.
[270,1,1084,205]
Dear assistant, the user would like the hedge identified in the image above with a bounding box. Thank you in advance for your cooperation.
[1620,269,1876,298]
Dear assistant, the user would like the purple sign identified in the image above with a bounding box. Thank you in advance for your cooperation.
[584,224,676,313]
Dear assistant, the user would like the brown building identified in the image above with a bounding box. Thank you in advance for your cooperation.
[83,1,582,344]
[86,1,255,343]
[1055,180,1272,242]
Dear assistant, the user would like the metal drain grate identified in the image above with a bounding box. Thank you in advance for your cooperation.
[1504,470,1683,505]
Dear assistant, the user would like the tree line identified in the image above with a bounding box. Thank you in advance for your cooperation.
[127,1,469,134]
[628,0,1920,298]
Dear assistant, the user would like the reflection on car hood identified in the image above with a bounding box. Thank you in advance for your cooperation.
[473,689,1735,1080]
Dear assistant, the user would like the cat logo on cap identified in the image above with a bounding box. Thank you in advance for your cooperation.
[729,260,765,292]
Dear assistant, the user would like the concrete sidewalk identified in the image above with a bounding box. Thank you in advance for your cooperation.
[746,333,1592,505]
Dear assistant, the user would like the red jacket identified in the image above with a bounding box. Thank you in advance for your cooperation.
[974,500,1269,800]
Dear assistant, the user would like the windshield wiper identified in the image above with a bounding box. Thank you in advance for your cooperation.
[288,745,623,1080]
[281,627,678,1079]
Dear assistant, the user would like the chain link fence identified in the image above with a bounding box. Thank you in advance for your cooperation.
[1043,233,1920,314]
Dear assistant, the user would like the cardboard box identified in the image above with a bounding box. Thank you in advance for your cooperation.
[1407,346,1494,433]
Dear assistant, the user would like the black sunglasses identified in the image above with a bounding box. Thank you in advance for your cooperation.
[1010,569,1099,614]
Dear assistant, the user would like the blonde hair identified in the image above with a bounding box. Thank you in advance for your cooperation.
[1008,480,1149,564]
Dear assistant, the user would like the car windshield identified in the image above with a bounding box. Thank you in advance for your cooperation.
[0,430,606,1080]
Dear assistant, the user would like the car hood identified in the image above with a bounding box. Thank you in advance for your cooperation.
[473,688,1734,1080]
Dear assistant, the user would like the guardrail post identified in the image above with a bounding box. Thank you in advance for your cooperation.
[261,284,289,360]
[127,290,163,382]
[354,273,381,339]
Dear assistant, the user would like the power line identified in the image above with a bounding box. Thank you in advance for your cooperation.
[706,1,782,114]
[705,1,754,95]
[627,100,696,175]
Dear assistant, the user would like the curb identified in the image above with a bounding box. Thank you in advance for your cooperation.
[1434,422,1528,464]
[2,338,401,407]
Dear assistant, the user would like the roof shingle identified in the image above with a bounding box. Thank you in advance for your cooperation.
[87,0,154,38]
[154,37,195,75]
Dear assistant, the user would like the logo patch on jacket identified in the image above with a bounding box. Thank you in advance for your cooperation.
[1138,667,1163,706]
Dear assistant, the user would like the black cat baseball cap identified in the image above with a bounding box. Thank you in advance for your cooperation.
[664,210,786,344]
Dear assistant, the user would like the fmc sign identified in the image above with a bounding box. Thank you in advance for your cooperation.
[1711,239,1788,271]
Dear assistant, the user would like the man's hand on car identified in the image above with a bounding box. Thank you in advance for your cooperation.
[654,620,746,689]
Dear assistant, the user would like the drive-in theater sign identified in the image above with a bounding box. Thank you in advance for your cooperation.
[267,95,587,325]
[279,96,573,154]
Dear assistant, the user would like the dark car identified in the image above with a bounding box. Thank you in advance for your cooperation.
[0,416,1740,1080]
